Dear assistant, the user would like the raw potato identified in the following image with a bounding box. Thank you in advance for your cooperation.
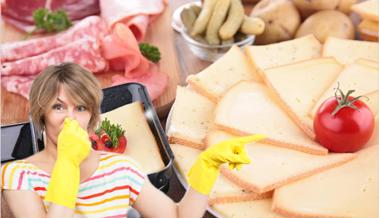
[219,0,245,40]
[240,16,265,35]
[295,10,355,43]
[337,0,358,14]
[292,0,340,18]
[191,0,218,36]
[251,0,301,45]
[206,0,232,45]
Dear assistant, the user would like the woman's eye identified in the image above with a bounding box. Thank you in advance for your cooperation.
[77,105,87,112]
[52,104,64,111]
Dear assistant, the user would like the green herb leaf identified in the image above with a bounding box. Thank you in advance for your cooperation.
[96,118,125,148]
[32,8,72,33]
[139,43,161,63]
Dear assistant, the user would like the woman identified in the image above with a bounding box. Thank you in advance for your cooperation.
[1,63,264,218]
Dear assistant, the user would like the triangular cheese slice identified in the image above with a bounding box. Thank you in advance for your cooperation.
[351,0,379,22]
[310,61,379,118]
[323,37,379,65]
[273,145,379,218]
[167,86,215,149]
[245,34,321,75]
[214,81,328,155]
[207,130,355,193]
[101,102,164,174]
[262,57,342,139]
[356,59,379,68]
[170,144,269,204]
[186,46,261,102]
[212,199,283,218]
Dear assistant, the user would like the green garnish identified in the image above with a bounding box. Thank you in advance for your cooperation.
[139,43,161,63]
[32,8,72,33]
[96,118,125,147]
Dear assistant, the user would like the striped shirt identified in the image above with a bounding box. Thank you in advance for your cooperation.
[1,153,145,218]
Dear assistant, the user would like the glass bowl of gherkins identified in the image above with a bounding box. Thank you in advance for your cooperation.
[176,1,262,62]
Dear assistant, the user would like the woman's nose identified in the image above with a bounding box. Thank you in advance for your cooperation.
[66,108,76,119]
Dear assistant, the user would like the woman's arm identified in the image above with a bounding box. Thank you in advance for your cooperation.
[3,190,74,218]
[133,179,208,218]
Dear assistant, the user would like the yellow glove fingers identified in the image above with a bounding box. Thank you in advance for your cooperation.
[235,134,266,146]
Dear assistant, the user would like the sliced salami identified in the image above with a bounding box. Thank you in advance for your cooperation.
[1,16,108,62]
[1,75,36,99]
[1,37,108,76]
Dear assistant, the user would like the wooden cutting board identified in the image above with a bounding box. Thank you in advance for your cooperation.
[0,5,180,125]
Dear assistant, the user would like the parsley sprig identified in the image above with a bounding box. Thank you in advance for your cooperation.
[95,118,125,148]
[139,43,161,63]
[32,8,72,33]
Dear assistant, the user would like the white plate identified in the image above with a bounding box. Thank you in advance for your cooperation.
[171,1,201,33]
[166,101,222,218]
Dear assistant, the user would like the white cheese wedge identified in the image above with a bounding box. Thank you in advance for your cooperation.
[167,86,215,149]
[207,130,355,193]
[101,102,164,174]
[323,37,379,65]
[262,57,343,139]
[245,34,321,74]
[310,61,379,118]
[273,145,379,218]
[214,81,328,155]
[187,46,260,102]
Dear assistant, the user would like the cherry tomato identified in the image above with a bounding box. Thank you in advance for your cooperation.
[314,94,374,153]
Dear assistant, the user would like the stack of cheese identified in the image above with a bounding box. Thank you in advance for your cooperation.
[167,34,379,218]
[352,0,379,42]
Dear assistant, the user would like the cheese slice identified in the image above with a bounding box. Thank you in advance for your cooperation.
[351,0,379,22]
[101,102,164,174]
[167,86,215,149]
[245,34,321,74]
[212,199,283,218]
[186,46,261,102]
[310,61,379,118]
[214,81,328,155]
[207,130,355,193]
[356,58,379,68]
[262,57,343,139]
[273,145,379,218]
[358,19,379,42]
[323,37,379,65]
[170,144,269,204]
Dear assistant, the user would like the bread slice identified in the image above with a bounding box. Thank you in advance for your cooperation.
[245,34,322,76]
[207,130,355,193]
[214,81,328,155]
[167,86,215,150]
[273,145,379,218]
[170,143,271,204]
[186,46,261,102]
[262,57,343,139]
[310,61,379,118]
[101,102,164,174]
[322,37,379,65]
[351,0,379,22]
[211,199,283,218]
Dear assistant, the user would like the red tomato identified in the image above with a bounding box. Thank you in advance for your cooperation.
[314,95,374,153]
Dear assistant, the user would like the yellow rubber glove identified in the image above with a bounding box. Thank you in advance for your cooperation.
[45,118,91,208]
[187,134,265,195]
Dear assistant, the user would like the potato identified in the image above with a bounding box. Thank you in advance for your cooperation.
[250,0,301,45]
[292,0,340,18]
[295,10,355,43]
[337,0,358,14]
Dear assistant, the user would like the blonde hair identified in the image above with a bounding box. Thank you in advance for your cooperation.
[29,63,103,132]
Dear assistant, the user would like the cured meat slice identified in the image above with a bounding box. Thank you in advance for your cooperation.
[100,0,165,41]
[1,0,100,32]
[1,16,108,62]
[1,75,35,99]
[1,37,108,76]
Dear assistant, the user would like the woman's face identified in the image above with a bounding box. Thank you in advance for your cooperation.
[44,85,91,146]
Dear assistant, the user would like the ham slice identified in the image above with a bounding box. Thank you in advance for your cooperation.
[1,37,108,76]
[1,0,100,32]
[102,23,168,100]
[1,16,108,62]
[100,0,165,41]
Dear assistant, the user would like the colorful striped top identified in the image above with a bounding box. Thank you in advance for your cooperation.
[1,153,145,218]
